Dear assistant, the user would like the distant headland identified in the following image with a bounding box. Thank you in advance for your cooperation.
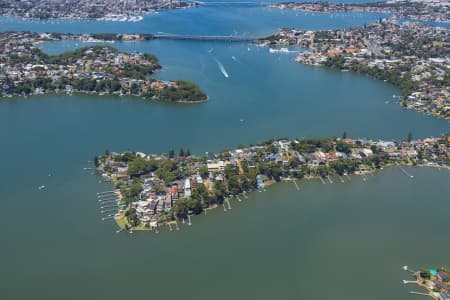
[0,0,199,21]
[269,1,450,24]
[258,19,450,121]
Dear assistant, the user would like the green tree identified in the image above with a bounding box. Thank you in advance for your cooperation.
[151,184,166,194]
[172,199,188,219]
[122,179,143,204]
[186,198,202,214]
[407,132,413,143]
[168,149,175,159]
[371,145,379,154]
[127,157,158,177]
[213,181,227,204]
[155,160,181,183]
[336,140,351,154]
[198,166,209,179]
[125,208,139,227]
[94,155,100,167]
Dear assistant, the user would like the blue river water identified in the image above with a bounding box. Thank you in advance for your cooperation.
[0,4,449,300]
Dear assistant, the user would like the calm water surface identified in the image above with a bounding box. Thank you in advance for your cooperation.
[0,5,388,35]
[1,5,449,300]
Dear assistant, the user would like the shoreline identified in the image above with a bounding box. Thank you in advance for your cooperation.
[268,1,450,25]
[0,90,209,104]
[257,19,450,121]
[297,63,450,122]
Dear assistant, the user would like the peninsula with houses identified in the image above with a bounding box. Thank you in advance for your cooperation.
[94,134,449,232]
[258,19,450,120]
[0,31,207,103]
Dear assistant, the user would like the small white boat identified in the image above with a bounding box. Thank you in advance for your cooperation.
[269,47,292,54]
[38,185,46,190]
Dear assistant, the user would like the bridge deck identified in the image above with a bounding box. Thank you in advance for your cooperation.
[153,34,258,42]
[193,1,268,4]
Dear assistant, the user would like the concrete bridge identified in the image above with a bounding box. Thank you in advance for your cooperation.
[153,34,258,42]
[189,1,271,6]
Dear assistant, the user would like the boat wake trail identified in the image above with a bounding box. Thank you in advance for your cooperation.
[214,58,229,78]
[231,56,240,64]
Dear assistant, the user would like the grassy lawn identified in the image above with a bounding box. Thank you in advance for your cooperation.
[432,41,450,47]
[115,216,128,229]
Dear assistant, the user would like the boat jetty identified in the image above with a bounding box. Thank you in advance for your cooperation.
[403,266,450,300]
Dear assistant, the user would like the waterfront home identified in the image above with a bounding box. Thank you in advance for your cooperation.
[156,199,164,214]
[407,149,418,158]
[264,153,283,163]
[256,175,265,190]
[440,294,450,300]
[327,151,338,161]
[171,185,179,199]
[135,200,151,215]
[148,200,158,215]
[164,194,172,212]
[438,271,450,282]
[359,149,373,158]
[388,152,402,159]
[277,140,291,149]
[296,154,307,163]
[335,151,348,159]
[207,160,226,172]
[184,179,191,199]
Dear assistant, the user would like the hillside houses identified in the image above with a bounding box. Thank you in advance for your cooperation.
[260,19,449,120]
